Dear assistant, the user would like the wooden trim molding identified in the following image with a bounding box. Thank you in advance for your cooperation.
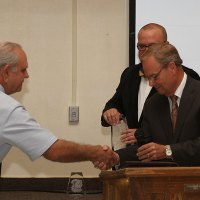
[0,177,102,193]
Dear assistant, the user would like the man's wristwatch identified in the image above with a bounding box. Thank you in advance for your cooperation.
[165,145,173,159]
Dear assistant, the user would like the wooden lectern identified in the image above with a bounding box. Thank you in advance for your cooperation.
[100,167,200,200]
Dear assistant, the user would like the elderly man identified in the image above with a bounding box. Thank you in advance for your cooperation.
[0,42,118,170]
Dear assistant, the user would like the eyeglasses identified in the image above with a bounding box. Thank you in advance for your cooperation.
[146,67,165,82]
[137,43,155,51]
[137,41,168,51]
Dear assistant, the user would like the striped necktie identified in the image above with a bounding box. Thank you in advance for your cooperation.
[170,95,178,132]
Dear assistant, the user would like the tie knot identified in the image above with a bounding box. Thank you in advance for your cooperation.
[170,95,178,103]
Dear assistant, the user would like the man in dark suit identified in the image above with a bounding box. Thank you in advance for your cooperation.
[117,42,200,166]
[101,23,200,146]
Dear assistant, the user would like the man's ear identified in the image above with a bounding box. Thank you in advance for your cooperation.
[0,65,10,82]
[168,61,176,72]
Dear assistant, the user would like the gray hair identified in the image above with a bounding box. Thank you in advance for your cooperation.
[140,42,183,67]
[0,42,23,70]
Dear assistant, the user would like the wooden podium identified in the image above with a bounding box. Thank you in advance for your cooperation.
[100,167,200,200]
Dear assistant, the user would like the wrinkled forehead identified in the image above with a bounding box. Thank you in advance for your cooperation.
[138,29,165,44]
[142,55,160,70]
[14,48,28,68]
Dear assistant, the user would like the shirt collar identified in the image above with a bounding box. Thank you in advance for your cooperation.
[174,72,187,99]
[0,85,5,93]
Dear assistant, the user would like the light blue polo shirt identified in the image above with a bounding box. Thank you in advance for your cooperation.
[0,85,57,161]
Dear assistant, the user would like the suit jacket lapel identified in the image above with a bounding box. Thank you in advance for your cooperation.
[175,77,196,141]
[129,65,142,122]
[157,96,174,141]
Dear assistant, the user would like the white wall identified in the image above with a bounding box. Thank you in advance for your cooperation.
[2,0,199,178]
[136,0,200,74]
[1,0,129,177]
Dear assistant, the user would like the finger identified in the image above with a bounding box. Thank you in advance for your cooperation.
[121,130,128,136]
[107,115,116,125]
[138,151,152,161]
[125,135,137,144]
[121,131,135,139]
[120,135,136,144]
[125,139,137,144]
[138,143,151,152]
[141,154,152,162]
[110,114,119,125]
[137,150,148,159]
[120,137,127,143]
[113,153,120,165]
[102,145,109,151]
[103,111,114,124]
[120,134,127,141]
[103,114,110,125]
[93,161,100,166]
[95,162,105,169]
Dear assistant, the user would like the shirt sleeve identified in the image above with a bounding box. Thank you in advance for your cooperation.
[1,104,58,161]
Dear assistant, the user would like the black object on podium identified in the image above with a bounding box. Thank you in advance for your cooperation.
[119,161,178,169]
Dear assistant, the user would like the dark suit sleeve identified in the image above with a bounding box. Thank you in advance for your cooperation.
[101,67,132,127]
[115,144,139,164]
[182,65,200,80]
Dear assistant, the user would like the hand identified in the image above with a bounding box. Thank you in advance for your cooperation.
[92,145,119,170]
[136,142,166,162]
[103,108,121,125]
[93,145,113,170]
[120,128,137,144]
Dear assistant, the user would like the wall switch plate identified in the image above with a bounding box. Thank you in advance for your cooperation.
[69,106,79,122]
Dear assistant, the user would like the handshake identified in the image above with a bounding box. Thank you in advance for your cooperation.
[90,145,119,170]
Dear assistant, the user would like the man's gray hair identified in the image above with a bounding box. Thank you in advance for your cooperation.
[0,42,22,69]
[140,42,183,67]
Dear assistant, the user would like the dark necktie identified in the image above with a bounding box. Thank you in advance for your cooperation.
[170,95,178,132]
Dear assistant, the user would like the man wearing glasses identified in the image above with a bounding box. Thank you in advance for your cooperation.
[101,23,200,148]
[116,42,200,166]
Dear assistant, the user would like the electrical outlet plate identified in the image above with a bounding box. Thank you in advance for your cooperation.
[69,106,79,122]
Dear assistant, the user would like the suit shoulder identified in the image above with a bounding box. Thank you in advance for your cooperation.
[182,65,200,80]
[186,76,200,91]
[121,63,142,77]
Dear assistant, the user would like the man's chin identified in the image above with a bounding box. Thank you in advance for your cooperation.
[16,87,22,93]
[156,88,164,95]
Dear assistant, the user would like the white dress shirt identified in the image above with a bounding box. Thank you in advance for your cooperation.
[168,72,187,110]
[138,77,152,120]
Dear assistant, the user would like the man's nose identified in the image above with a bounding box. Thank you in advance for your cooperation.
[25,71,29,78]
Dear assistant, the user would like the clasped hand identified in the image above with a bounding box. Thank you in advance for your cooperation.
[103,109,136,144]
[92,145,119,170]
[137,142,166,162]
